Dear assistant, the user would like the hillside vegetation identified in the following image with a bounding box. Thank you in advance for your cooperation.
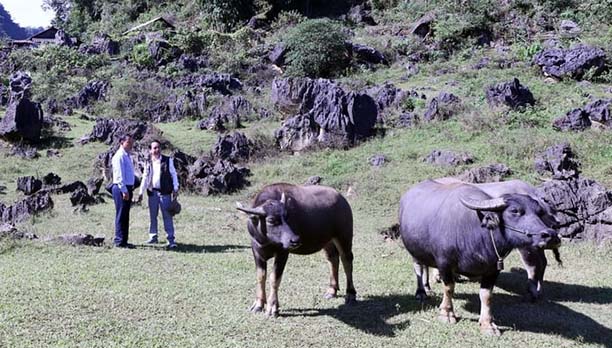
[0,0,611,347]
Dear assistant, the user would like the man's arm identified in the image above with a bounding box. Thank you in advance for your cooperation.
[169,158,179,192]
[112,153,127,194]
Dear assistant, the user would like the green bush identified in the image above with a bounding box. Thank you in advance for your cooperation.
[130,43,154,68]
[198,0,255,32]
[284,18,350,78]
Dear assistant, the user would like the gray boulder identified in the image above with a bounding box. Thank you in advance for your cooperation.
[79,34,120,55]
[534,143,580,179]
[0,191,53,224]
[187,158,250,196]
[212,132,253,163]
[16,176,43,195]
[456,163,512,183]
[423,92,461,122]
[0,72,44,142]
[424,150,474,167]
[197,96,253,131]
[533,45,606,80]
[485,78,535,109]
[350,43,387,66]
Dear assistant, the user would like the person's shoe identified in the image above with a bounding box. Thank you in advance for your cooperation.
[115,243,136,249]
[146,236,158,244]
[167,242,178,250]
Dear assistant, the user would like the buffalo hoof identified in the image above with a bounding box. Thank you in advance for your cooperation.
[265,308,279,318]
[323,291,337,300]
[415,291,428,304]
[480,323,501,336]
[345,294,357,305]
[438,312,458,324]
[249,302,264,313]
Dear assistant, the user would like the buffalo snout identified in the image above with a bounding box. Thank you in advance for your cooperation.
[534,228,561,248]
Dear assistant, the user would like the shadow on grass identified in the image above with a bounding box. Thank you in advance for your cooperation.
[36,134,74,150]
[497,268,612,305]
[453,270,612,347]
[282,293,427,337]
[174,243,249,253]
[0,185,6,195]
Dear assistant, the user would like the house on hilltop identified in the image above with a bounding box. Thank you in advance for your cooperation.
[11,27,76,47]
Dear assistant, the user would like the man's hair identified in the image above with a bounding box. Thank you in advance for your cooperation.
[150,140,162,149]
[119,133,132,143]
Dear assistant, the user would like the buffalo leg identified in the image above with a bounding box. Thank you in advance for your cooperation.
[519,247,545,301]
[413,262,430,303]
[479,273,501,336]
[323,242,340,299]
[334,238,357,304]
[250,251,267,313]
[266,251,289,317]
[437,267,457,323]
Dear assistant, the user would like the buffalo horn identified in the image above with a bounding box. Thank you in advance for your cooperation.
[280,192,286,205]
[460,197,507,211]
[235,202,267,216]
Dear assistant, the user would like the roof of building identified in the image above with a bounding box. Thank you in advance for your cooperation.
[29,27,59,40]
[122,16,175,35]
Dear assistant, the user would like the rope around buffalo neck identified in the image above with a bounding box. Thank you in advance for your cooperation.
[488,228,506,271]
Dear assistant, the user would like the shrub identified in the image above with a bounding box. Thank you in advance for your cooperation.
[198,0,255,32]
[284,18,350,78]
[131,43,154,68]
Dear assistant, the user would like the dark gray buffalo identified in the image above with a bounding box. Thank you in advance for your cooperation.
[435,178,562,300]
[399,180,560,335]
[236,183,356,317]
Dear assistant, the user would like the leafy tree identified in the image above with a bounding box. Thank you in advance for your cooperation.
[283,18,350,78]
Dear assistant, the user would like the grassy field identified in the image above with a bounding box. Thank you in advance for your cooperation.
[2,42,612,347]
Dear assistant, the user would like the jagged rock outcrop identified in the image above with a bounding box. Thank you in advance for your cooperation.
[79,34,120,55]
[178,54,208,72]
[198,96,253,131]
[485,78,535,109]
[423,92,461,122]
[65,80,109,109]
[162,72,242,95]
[212,132,253,163]
[0,71,44,142]
[0,191,53,224]
[364,82,420,122]
[350,43,387,66]
[553,99,611,131]
[346,4,376,26]
[186,158,250,196]
[537,178,612,243]
[423,149,474,167]
[272,77,377,150]
[16,176,43,195]
[456,163,512,183]
[535,143,580,180]
[533,45,607,80]
[148,39,182,67]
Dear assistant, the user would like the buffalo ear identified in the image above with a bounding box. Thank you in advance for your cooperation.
[477,211,500,229]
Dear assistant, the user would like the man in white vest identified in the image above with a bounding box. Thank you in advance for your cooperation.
[137,140,179,249]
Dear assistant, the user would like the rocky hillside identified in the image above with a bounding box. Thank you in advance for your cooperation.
[0,0,611,243]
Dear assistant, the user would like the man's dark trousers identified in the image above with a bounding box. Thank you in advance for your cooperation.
[112,184,134,246]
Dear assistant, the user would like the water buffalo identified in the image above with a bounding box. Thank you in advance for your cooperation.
[399,180,560,335]
[434,178,562,300]
[236,183,356,317]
